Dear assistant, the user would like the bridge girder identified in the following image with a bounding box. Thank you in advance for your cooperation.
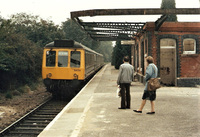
[71,8,200,41]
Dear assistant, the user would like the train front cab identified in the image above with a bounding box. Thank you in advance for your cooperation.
[42,48,85,92]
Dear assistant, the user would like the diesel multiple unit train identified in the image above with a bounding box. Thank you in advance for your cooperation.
[42,40,104,98]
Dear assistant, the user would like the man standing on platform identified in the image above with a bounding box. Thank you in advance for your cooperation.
[117,56,134,109]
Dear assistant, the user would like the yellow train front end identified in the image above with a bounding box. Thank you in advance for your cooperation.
[42,49,85,81]
[42,40,85,98]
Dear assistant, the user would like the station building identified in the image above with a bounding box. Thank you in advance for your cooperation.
[132,22,200,87]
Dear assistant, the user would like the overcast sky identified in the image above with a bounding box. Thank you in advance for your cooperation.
[0,0,200,25]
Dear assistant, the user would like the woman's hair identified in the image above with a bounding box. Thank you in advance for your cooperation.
[123,56,129,62]
[146,56,154,64]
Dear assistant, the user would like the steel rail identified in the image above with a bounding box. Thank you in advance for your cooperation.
[0,97,52,137]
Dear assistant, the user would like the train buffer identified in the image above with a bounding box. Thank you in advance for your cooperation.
[38,63,200,137]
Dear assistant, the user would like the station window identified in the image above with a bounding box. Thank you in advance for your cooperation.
[70,51,80,68]
[183,38,196,54]
[58,51,68,67]
[46,51,56,67]
[160,38,176,48]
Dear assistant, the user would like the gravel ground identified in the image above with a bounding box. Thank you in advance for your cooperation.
[0,84,51,131]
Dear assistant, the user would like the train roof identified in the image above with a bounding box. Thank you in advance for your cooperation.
[45,40,103,56]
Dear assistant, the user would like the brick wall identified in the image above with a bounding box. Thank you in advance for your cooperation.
[180,55,200,77]
[133,22,200,87]
[151,32,158,64]
[145,22,200,32]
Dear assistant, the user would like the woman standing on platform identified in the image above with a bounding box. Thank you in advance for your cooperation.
[133,56,158,114]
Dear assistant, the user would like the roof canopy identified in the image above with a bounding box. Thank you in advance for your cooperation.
[70,8,200,41]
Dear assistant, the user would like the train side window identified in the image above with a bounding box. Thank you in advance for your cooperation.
[46,51,56,67]
[58,51,68,67]
[71,51,80,68]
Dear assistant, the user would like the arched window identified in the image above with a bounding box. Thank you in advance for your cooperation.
[160,38,176,48]
[183,38,196,54]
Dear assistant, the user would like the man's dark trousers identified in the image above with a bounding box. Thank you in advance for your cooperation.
[120,83,131,108]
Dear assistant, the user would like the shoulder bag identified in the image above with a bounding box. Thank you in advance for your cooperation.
[147,65,161,91]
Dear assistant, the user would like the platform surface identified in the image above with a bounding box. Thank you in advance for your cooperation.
[38,64,200,137]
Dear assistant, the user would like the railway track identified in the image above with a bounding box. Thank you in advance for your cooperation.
[0,98,68,137]
[0,65,101,137]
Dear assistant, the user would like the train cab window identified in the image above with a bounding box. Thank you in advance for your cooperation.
[70,51,80,68]
[46,51,56,67]
[58,51,68,67]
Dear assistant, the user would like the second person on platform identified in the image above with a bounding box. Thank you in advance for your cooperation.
[117,56,134,109]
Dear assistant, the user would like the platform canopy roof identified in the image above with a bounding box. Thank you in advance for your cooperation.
[70,8,200,41]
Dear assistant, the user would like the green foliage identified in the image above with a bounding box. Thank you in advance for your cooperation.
[12,90,21,96]
[62,19,86,41]
[5,92,13,99]
[10,13,65,46]
[0,13,113,93]
[0,30,43,89]
[17,87,25,94]
[0,13,65,91]
[62,19,113,61]
[62,19,99,50]
[161,0,177,22]
[17,85,32,94]
[112,41,131,69]
[96,41,113,62]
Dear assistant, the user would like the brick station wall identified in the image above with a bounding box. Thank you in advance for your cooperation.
[135,22,200,87]
[180,55,200,77]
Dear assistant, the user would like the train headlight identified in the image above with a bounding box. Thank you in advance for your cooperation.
[47,73,52,78]
[73,73,78,79]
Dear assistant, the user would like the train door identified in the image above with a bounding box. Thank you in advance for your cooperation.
[160,39,176,86]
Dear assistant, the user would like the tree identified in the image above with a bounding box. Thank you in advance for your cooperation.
[10,13,65,46]
[113,40,131,69]
[95,41,113,62]
[62,19,113,61]
[0,21,43,90]
[0,13,65,91]
[161,0,177,22]
[114,41,123,69]
[62,19,99,50]
[0,13,114,92]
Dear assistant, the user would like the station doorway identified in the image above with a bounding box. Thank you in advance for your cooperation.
[160,38,176,86]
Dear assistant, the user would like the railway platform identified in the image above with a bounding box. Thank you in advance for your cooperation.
[38,64,200,137]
